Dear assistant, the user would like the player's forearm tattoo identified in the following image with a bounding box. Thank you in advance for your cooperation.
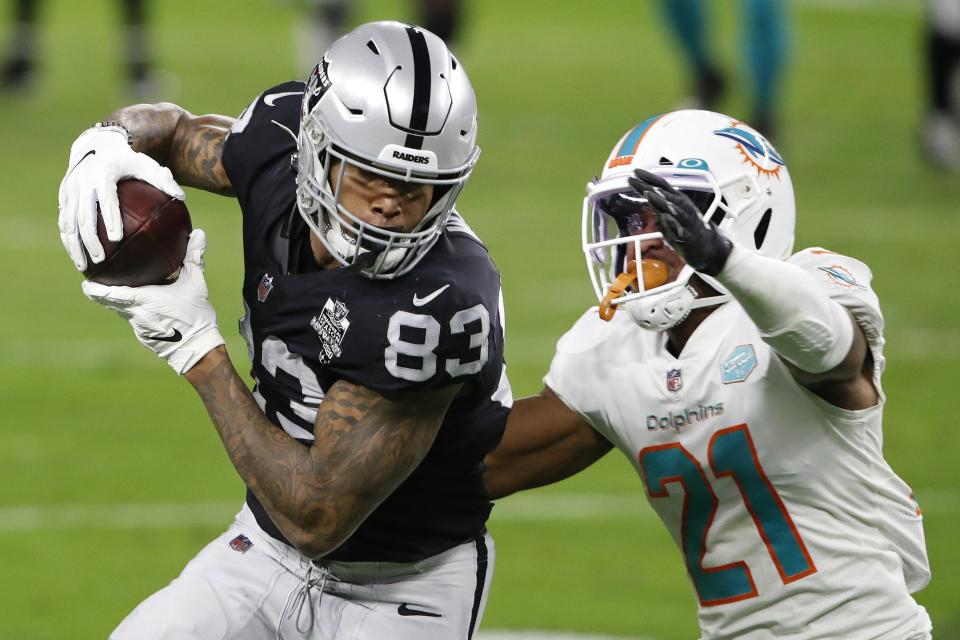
[168,122,234,196]
[110,104,181,162]
[190,353,453,556]
[109,104,235,196]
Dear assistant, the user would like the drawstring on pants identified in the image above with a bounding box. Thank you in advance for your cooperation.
[276,562,329,639]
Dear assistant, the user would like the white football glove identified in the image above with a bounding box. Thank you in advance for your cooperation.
[58,123,185,271]
[81,229,225,375]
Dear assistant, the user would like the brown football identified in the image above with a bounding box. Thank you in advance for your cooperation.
[82,179,192,287]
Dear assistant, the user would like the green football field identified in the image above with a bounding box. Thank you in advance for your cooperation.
[1,0,957,638]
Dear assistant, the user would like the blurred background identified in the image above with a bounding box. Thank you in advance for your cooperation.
[1,0,958,638]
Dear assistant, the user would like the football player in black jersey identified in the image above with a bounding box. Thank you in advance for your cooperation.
[58,21,511,640]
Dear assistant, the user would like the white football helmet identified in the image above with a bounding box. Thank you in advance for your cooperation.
[582,109,796,330]
[296,21,479,279]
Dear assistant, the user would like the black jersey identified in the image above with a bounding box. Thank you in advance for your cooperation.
[221,82,511,562]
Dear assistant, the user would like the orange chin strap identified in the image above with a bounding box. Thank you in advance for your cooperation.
[599,261,637,321]
[598,259,669,321]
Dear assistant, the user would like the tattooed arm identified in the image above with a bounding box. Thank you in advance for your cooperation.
[185,346,458,558]
[108,103,235,196]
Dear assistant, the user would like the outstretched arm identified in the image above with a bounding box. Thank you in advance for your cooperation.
[629,169,877,411]
[186,347,458,558]
[484,386,612,500]
[108,103,235,196]
[716,243,876,409]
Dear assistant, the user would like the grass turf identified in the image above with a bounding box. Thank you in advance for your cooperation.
[0,0,957,637]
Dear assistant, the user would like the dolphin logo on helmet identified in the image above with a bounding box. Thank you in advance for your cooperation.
[714,125,785,178]
[582,109,796,331]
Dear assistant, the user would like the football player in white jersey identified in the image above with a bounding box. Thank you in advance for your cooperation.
[484,110,933,639]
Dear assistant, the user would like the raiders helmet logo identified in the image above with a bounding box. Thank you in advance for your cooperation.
[304,58,332,114]
[392,150,430,164]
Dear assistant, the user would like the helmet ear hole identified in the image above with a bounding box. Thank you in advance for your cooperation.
[754,208,773,249]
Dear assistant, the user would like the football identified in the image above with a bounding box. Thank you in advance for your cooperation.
[82,179,192,287]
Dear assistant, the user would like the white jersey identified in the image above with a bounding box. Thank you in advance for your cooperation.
[546,249,931,640]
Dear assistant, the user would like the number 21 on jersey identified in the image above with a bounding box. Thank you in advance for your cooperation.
[639,424,817,606]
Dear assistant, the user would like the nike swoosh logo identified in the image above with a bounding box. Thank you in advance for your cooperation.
[413,284,450,307]
[263,91,303,107]
[140,328,182,343]
[397,603,442,618]
[65,150,96,179]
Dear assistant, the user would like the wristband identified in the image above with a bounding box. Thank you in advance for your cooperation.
[94,120,133,146]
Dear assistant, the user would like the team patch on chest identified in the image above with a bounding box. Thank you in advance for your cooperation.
[310,298,351,364]
[720,344,757,384]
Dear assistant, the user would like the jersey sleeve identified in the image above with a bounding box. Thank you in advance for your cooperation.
[789,247,886,386]
[544,308,623,446]
[789,248,884,348]
[222,81,303,205]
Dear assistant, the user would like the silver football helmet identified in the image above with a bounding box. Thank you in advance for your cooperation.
[296,21,479,279]
[582,109,796,330]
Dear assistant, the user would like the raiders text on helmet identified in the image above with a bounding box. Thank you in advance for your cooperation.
[296,21,480,278]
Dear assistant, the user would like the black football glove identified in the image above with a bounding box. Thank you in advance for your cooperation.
[627,168,733,277]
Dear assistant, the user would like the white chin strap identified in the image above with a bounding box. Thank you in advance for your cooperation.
[625,284,730,331]
[322,211,405,272]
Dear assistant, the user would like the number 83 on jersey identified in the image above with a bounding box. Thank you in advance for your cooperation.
[385,305,490,382]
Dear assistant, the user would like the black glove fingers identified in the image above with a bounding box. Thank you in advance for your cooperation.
[642,186,667,211]
[626,176,651,196]
[660,220,686,246]
[641,191,685,245]
[629,173,699,220]
[620,170,733,276]
[632,168,673,191]
[658,188,701,225]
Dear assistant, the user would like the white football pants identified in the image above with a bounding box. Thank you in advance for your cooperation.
[110,504,495,640]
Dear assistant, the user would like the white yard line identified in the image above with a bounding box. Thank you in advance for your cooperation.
[0,501,238,532]
[795,0,919,13]
[477,633,659,640]
[0,489,954,533]
[4,325,958,373]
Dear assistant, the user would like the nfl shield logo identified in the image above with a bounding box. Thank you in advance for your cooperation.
[666,368,683,392]
[229,534,253,553]
[257,274,274,302]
